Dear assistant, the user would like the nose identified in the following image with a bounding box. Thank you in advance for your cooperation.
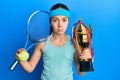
[58,20,63,27]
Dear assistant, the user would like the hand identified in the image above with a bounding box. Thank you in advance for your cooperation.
[15,48,27,61]
[78,48,92,60]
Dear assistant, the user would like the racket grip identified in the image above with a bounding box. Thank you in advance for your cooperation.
[10,60,19,71]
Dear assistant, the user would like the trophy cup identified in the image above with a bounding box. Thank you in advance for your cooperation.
[72,19,94,72]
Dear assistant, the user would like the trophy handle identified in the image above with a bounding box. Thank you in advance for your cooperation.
[89,24,92,38]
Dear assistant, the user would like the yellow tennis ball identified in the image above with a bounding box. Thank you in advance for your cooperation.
[19,50,29,61]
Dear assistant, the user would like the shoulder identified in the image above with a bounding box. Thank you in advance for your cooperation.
[67,35,71,38]
[35,36,50,52]
[67,35,72,42]
[67,35,74,47]
[34,42,46,52]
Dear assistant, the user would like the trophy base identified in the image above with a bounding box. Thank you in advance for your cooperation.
[79,59,94,72]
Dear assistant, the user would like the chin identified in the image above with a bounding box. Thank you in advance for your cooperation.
[57,32,64,35]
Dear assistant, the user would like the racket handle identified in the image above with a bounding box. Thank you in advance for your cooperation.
[10,60,19,71]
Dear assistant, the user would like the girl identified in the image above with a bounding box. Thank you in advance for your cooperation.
[16,3,92,80]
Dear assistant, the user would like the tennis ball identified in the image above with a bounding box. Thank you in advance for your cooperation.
[19,50,29,61]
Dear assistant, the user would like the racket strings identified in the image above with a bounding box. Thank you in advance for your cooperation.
[27,11,50,43]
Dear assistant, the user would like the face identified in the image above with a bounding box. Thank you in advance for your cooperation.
[50,15,69,34]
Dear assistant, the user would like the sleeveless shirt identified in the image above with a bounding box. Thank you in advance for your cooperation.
[41,35,75,80]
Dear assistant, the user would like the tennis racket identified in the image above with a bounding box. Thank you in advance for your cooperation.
[10,10,50,71]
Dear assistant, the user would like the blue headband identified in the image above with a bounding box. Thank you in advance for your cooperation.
[49,9,70,18]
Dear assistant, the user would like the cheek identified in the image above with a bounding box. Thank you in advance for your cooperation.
[51,24,57,31]
[64,23,69,29]
[51,22,56,27]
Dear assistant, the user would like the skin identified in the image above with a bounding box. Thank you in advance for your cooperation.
[16,15,92,76]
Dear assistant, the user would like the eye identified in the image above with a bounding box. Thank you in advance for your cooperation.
[63,19,67,22]
[63,18,68,22]
[52,19,58,23]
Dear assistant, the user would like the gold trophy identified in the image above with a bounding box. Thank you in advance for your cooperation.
[72,19,94,72]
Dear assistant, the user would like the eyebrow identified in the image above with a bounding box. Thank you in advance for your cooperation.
[52,16,68,19]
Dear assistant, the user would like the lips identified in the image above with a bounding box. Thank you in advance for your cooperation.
[58,29,63,32]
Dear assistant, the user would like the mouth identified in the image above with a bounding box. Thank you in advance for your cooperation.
[58,29,63,32]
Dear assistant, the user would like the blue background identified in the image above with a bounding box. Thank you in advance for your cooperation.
[0,0,120,80]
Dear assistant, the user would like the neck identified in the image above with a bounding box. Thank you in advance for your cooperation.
[51,33,67,40]
[50,33,68,47]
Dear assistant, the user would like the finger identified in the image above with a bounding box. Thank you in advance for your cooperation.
[79,52,84,56]
[79,54,90,59]
[17,48,25,53]
[21,48,25,51]
[15,53,19,60]
[83,54,92,59]
[79,56,85,59]
[86,55,92,59]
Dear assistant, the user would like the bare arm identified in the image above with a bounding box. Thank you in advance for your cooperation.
[17,42,45,73]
